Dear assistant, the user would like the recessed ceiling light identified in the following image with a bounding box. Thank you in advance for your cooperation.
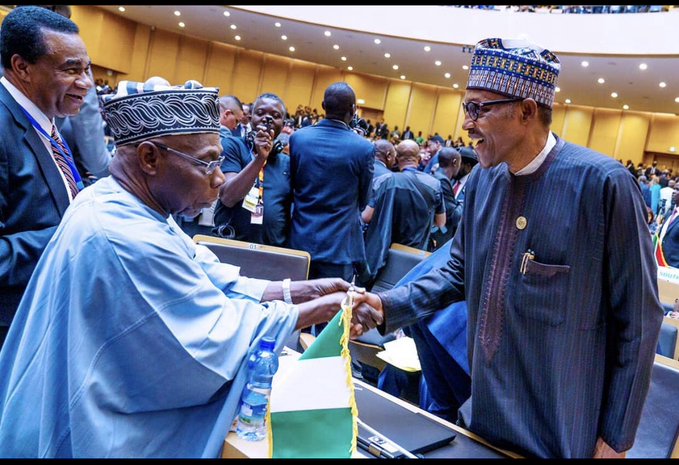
[118,6,125,12]
[357,99,366,104]
[384,53,391,58]
[341,56,347,61]
[333,44,339,50]
[597,78,605,84]
[374,38,381,44]
[178,22,185,28]
[274,22,281,28]
[289,46,295,52]
[234,35,241,41]
[347,66,353,71]
[174,10,181,16]
[392,64,399,70]
[453,83,459,89]
[623,104,629,110]
[581,61,589,67]
[670,146,677,152]
[565,99,572,104]
[424,46,431,52]
[444,73,451,79]
[659,82,667,88]
[675,97,679,103]
[230,24,237,30]
[281,35,287,40]
[400,75,406,80]
[555,87,561,92]
[639,63,647,70]
[435,60,442,66]
[462,65,469,70]
[324,31,331,37]
[611,92,618,98]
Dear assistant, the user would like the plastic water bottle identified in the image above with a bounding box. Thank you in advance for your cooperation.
[236,336,279,441]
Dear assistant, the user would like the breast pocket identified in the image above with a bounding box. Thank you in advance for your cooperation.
[514,259,571,326]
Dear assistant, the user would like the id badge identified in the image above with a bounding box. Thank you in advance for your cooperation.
[251,203,263,224]
[242,186,259,213]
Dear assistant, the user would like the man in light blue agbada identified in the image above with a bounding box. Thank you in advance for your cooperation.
[0,80,382,458]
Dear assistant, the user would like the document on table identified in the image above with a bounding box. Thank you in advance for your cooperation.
[376,336,421,372]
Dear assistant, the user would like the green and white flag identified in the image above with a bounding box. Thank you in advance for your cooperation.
[268,296,357,458]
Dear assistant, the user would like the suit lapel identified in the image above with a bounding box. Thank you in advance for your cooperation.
[0,85,70,215]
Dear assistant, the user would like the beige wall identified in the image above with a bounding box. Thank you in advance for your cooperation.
[43,6,676,165]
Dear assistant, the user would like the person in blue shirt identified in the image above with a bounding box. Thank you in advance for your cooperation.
[288,82,374,283]
[0,80,382,458]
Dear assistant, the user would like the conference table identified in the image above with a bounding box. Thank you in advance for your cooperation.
[221,347,520,459]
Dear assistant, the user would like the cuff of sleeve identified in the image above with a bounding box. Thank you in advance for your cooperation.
[231,276,270,301]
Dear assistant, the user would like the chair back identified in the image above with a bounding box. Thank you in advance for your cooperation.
[193,235,310,350]
[657,317,679,360]
[628,355,679,458]
[371,244,431,293]
[193,235,310,281]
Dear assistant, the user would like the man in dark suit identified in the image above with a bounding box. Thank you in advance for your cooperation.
[0,6,93,347]
[658,188,679,268]
[289,82,374,283]
[218,95,244,138]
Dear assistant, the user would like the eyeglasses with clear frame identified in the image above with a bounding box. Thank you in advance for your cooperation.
[151,142,224,175]
[462,97,524,121]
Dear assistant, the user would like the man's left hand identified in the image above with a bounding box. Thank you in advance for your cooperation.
[592,437,625,459]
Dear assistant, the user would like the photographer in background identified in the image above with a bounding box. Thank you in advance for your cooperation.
[212,93,292,246]
[288,82,374,287]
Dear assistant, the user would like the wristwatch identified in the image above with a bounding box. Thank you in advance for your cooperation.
[282,278,293,304]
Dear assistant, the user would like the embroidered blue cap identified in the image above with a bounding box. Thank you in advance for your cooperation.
[466,38,560,108]
[101,80,220,146]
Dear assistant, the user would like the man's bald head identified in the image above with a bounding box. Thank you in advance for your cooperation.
[396,140,420,168]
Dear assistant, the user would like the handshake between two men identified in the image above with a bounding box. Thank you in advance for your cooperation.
[264,277,384,338]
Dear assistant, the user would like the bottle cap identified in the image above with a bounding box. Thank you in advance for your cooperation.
[260,337,276,351]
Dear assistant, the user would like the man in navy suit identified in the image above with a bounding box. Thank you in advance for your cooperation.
[0,6,92,347]
[288,82,374,283]
[659,188,679,268]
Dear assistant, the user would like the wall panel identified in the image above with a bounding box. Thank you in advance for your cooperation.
[551,104,566,137]
[145,29,179,83]
[432,90,462,140]
[231,49,264,104]
[203,42,237,95]
[73,6,136,74]
[344,73,388,111]
[407,83,438,137]
[174,36,208,85]
[617,112,650,164]
[646,113,679,154]
[122,24,152,83]
[383,80,411,129]
[588,108,622,158]
[259,55,290,102]
[286,61,316,109]
[561,105,593,146]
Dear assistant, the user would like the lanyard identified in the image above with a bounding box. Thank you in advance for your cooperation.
[21,108,84,190]
[249,146,266,203]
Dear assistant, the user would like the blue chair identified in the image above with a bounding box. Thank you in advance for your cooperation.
[657,318,679,359]
[628,355,679,458]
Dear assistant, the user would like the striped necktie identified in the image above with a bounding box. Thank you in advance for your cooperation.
[50,124,80,199]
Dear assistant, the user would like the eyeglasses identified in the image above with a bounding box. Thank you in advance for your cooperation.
[462,97,524,121]
[152,142,224,175]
